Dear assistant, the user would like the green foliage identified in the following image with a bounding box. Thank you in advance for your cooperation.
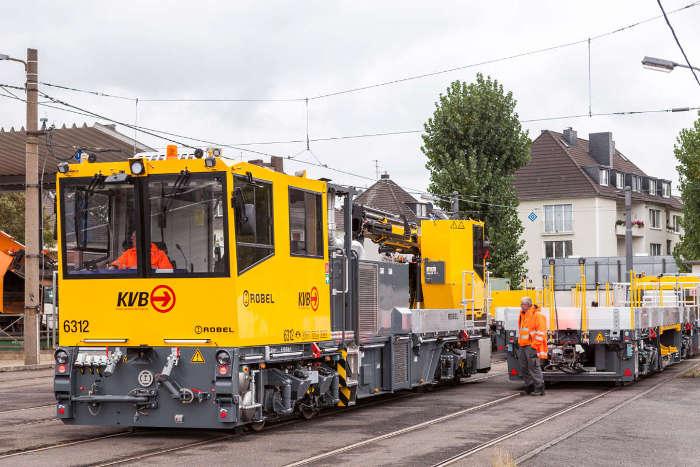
[0,192,55,248]
[673,113,700,270]
[421,74,530,286]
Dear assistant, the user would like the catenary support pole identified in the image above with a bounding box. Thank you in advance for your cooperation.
[24,48,40,365]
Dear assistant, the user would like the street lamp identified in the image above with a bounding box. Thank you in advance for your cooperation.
[0,53,27,68]
[642,56,700,73]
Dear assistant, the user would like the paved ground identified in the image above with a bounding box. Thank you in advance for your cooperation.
[0,359,698,466]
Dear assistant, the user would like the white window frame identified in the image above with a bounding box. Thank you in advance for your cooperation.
[632,176,642,192]
[543,204,573,233]
[650,243,661,256]
[662,182,671,198]
[616,172,624,189]
[673,215,681,233]
[649,208,661,229]
[648,179,657,196]
[544,240,573,259]
[599,169,609,186]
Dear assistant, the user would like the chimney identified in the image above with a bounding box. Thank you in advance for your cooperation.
[563,127,577,146]
[589,132,614,167]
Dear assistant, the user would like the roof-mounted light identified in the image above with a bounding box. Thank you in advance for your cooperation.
[57,162,70,174]
[166,144,178,159]
[205,156,217,168]
[128,158,146,176]
[207,147,221,158]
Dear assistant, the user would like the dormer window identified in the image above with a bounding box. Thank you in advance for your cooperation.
[615,172,624,189]
[632,176,641,192]
[599,169,609,186]
[648,179,656,196]
[662,182,671,198]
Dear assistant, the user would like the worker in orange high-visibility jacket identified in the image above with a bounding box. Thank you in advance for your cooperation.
[516,296,548,396]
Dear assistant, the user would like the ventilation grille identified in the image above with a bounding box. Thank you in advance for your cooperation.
[392,340,409,387]
[358,262,379,342]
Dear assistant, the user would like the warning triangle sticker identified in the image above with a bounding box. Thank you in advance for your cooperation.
[191,348,205,364]
[595,332,605,343]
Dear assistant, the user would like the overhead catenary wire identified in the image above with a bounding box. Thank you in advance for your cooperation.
[0,90,678,214]
[33,1,700,104]
[656,0,700,87]
[2,88,699,156]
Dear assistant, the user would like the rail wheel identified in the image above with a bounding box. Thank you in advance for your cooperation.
[300,406,318,420]
[249,420,266,432]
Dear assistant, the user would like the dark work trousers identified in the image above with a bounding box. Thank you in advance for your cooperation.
[517,345,544,388]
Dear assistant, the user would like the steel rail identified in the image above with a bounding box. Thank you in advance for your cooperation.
[79,369,510,466]
[431,389,615,466]
[284,392,520,467]
[434,360,700,466]
[514,361,700,464]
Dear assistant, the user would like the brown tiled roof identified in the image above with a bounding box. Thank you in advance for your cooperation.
[548,131,646,176]
[0,122,153,189]
[515,130,682,210]
[355,175,420,222]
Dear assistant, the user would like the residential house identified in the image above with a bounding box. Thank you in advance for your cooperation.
[352,173,434,260]
[514,128,683,287]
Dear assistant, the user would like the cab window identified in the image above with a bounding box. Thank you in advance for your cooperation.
[146,173,228,276]
[289,188,323,257]
[234,175,274,273]
[61,178,140,276]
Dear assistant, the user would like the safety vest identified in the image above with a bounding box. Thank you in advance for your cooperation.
[112,243,173,270]
[518,305,548,359]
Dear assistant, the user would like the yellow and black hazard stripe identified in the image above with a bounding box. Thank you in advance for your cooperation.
[337,348,352,407]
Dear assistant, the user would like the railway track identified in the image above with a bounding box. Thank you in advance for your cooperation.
[433,360,700,466]
[0,369,506,465]
[89,371,508,466]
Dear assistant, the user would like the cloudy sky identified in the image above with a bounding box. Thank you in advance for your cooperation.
[1,1,699,195]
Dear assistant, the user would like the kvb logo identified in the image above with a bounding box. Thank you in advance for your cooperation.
[116,285,176,313]
[150,285,176,313]
[298,286,319,311]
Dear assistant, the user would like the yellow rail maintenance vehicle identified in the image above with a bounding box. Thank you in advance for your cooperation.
[53,147,491,429]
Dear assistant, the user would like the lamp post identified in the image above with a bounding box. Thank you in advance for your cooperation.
[1,49,40,365]
[641,56,700,73]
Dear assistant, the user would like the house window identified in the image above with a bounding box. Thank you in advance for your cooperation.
[662,182,671,198]
[599,169,609,186]
[544,204,573,233]
[648,179,657,196]
[649,209,661,229]
[673,215,682,233]
[667,239,672,255]
[616,172,624,189]
[544,240,573,259]
[632,176,641,192]
[650,243,662,256]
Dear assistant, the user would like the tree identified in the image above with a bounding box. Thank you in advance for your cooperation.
[673,113,700,270]
[421,74,530,285]
[0,192,55,248]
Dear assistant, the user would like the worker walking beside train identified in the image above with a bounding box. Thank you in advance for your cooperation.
[517,296,548,396]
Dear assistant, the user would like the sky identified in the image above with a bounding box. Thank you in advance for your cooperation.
[1,1,699,196]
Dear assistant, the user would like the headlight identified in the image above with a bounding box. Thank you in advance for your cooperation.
[57,162,69,174]
[128,158,145,175]
[215,350,231,365]
[205,156,216,168]
[54,349,69,364]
